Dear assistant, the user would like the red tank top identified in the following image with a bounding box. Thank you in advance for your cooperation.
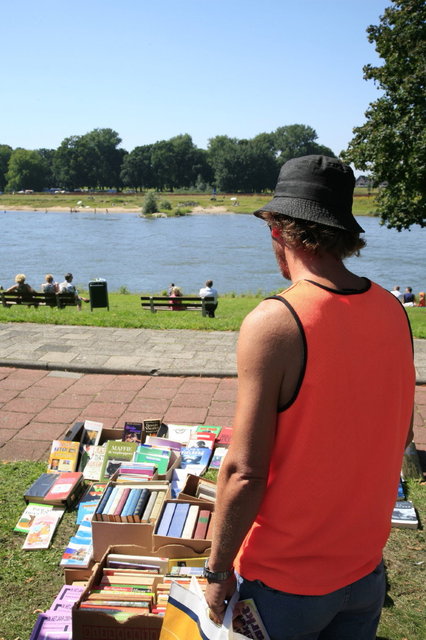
[235,279,415,595]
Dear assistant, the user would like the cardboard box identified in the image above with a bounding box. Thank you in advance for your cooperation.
[72,546,164,640]
[92,481,170,561]
[64,562,97,585]
[178,474,217,503]
[153,499,213,557]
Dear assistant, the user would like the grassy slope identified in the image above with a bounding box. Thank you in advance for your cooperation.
[0,462,424,639]
[0,292,424,338]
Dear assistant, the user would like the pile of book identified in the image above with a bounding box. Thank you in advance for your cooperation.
[94,484,168,523]
[156,502,213,540]
[29,585,84,639]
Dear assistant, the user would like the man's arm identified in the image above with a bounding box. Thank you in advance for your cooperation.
[205,299,299,622]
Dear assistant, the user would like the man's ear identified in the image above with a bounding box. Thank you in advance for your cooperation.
[271,227,282,240]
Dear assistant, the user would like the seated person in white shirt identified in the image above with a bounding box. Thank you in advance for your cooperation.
[199,279,218,318]
[58,272,89,310]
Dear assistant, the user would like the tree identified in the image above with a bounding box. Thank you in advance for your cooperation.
[344,0,426,230]
[120,145,154,191]
[5,148,49,192]
[0,144,13,191]
[273,125,335,166]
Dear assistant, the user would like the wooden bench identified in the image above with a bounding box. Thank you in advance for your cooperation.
[140,295,215,317]
[0,290,80,309]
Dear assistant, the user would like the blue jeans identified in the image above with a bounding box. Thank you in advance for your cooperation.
[238,561,386,640]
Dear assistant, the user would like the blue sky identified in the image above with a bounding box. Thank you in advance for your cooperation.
[2,0,390,157]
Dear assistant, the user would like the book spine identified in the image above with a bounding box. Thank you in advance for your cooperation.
[131,489,150,523]
[140,491,158,523]
[206,512,214,539]
[149,490,166,523]
[112,488,131,522]
[120,488,141,521]
[181,504,199,539]
[193,509,211,539]
[167,502,190,538]
[101,486,119,522]
[156,502,176,536]
[94,486,113,521]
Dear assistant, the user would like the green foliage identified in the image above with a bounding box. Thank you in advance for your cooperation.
[142,191,158,214]
[0,143,13,191]
[344,0,426,230]
[118,285,130,294]
[159,199,172,210]
[5,149,49,192]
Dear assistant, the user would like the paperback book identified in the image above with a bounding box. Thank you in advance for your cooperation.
[80,420,103,446]
[22,509,64,550]
[14,503,55,534]
[24,471,84,507]
[391,501,419,529]
[81,444,107,481]
[99,440,138,481]
[47,440,80,473]
[122,421,143,444]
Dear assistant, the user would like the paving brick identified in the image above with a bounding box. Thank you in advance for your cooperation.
[32,377,76,391]
[18,422,71,441]
[0,388,21,402]
[212,389,238,402]
[0,439,50,461]
[205,414,234,427]
[20,385,71,400]
[49,394,94,410]
[0,377,35,391]
[0,412,32,430]
[126,398,171,414]
[34,407,81,424]
[205,401,236,417]
[0,428,15,445]
[105,375,151,391]
[82,402,128,419]
[171,393,214,408]
[135,387,180,400]
[163,406,208,423]
[143,377,184,390]
[7,369,48,382]
[2,397,50,413]
[95,389,138,404]
[178,379,221,394]
[0,367,17,379]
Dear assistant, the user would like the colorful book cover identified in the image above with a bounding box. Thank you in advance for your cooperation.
[180,445,212,473]
[44,472,84,504]
[47,440,80,473]
[14,503,54,534]
[145,435,183,451]
[99,441,138,481]
[233,598,270,640]
[167,502,190,538]
[196,425,222,437]
[208,446,229,470]
[81,445,107,481]
[134,445,171,474]
[216,426,233,446]
[22,509,64,550]
[60,541,93,568]
[122,421,143,444]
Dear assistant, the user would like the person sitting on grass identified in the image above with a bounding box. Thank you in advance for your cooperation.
[59,273,89,310]
[6,274,37,298]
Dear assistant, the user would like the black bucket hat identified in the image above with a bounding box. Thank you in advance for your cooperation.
[254,155,364,233]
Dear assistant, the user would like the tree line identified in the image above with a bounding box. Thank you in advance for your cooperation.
[0,124,334,195]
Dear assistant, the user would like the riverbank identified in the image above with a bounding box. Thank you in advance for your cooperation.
[0,204,233,215]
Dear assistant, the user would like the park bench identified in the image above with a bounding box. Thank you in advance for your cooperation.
[140,295,215,317]
[0,290,80,309]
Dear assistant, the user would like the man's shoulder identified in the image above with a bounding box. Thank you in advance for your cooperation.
[242,297,300,339]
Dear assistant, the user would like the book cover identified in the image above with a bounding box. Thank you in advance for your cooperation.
[391,500,419,529]
[233,598,270,640]
[181,505,199,539]
[188,431,216,449]
[168,502,190,538]
[142,418,162,436]
[60,541,93,568]
[122,421,143,444]
[196,425,222,437]
[14,503,54,533]
[99,441,138,481]
[80,420,103,446]
[134,445,171,474]
[180,445,212,473]
[24,473,57,502]
[47,440,80,473]
[149,490,167,523]
[120,488,142,520]
[193,509,211,539]
[44,472,84,504]
[208,446,228,470]
[132,489,151,522]
[216,426,233,446]
[140,491,158,523]
[80,445,107,480]
[22,509,64,550]
[94,485,114,520]
[166,424,197,444]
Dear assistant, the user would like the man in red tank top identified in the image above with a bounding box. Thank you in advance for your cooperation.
[204,155,415,639]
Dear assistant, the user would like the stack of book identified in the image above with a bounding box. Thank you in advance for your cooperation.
[24,471,84,507]
[99,441,139,481]
[94,485,167,523]
[195,479,217,502]
[115,462,158,482]
[156,502,213,540]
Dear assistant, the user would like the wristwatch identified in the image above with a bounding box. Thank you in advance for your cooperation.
[203,560,234,583]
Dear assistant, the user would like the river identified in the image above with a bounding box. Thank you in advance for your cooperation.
[1,210,424,295]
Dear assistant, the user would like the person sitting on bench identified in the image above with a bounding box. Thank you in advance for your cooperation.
[199,279,218,317]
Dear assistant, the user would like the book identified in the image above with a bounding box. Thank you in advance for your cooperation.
[168,502,190,537]
[80,444,107,480]
[166,424,197,444]
[94,485,114,520]
[142,418,162,436]
[193,509,211,539]
[80,482,108,504]
[120,488,143,520]
[216,426,233,446]
[181,505,199,539]
[50,585,85,610]
[132,489,151,522]
[397,477,406,500]
[134,444,171,475]
[25,472,84,507]
[80,420,103,446]
[140,490,158,523]
[22,509,64,550]
[149,490,167,523]
[145,435,183,452]
[391,500,419,529]
[99,440,138,481]
[106,554,169,573]
[188,431,216,449]
[60,540,93,568]
[29,612,72,639]
[156,502,176,535]
[180,445,212,474]
[47,440,80,473]
[196,425,222,437]
[122,421,143,444]
[44,472,84,504]
[113,488,132,521]
[14,503,54,533]
[233,598,270,640]
[208,446,228,470]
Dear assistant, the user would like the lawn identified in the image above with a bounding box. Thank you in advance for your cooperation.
[0,461,424,640]
[0,292,424,338]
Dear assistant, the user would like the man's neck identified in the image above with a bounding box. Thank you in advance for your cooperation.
[286,247,365,292]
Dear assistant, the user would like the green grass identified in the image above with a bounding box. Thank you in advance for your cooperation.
[0,189,377,216]
[0,461,424,640]
[0,292,424,338]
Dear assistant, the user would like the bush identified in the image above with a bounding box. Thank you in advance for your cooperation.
[142,191,158,214]
[118,285,130,295]
[159,200,172,211]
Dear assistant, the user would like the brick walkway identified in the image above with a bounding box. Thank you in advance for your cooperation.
[0,366,424,468]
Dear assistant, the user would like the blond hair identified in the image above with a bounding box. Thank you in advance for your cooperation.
[15,273,26,283]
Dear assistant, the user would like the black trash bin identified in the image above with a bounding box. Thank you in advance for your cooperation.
[88,279,109,311]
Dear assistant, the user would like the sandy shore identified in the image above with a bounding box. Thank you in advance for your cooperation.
[1,205,234,215]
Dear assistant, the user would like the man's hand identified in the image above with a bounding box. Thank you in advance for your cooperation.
[205,574,237,625]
